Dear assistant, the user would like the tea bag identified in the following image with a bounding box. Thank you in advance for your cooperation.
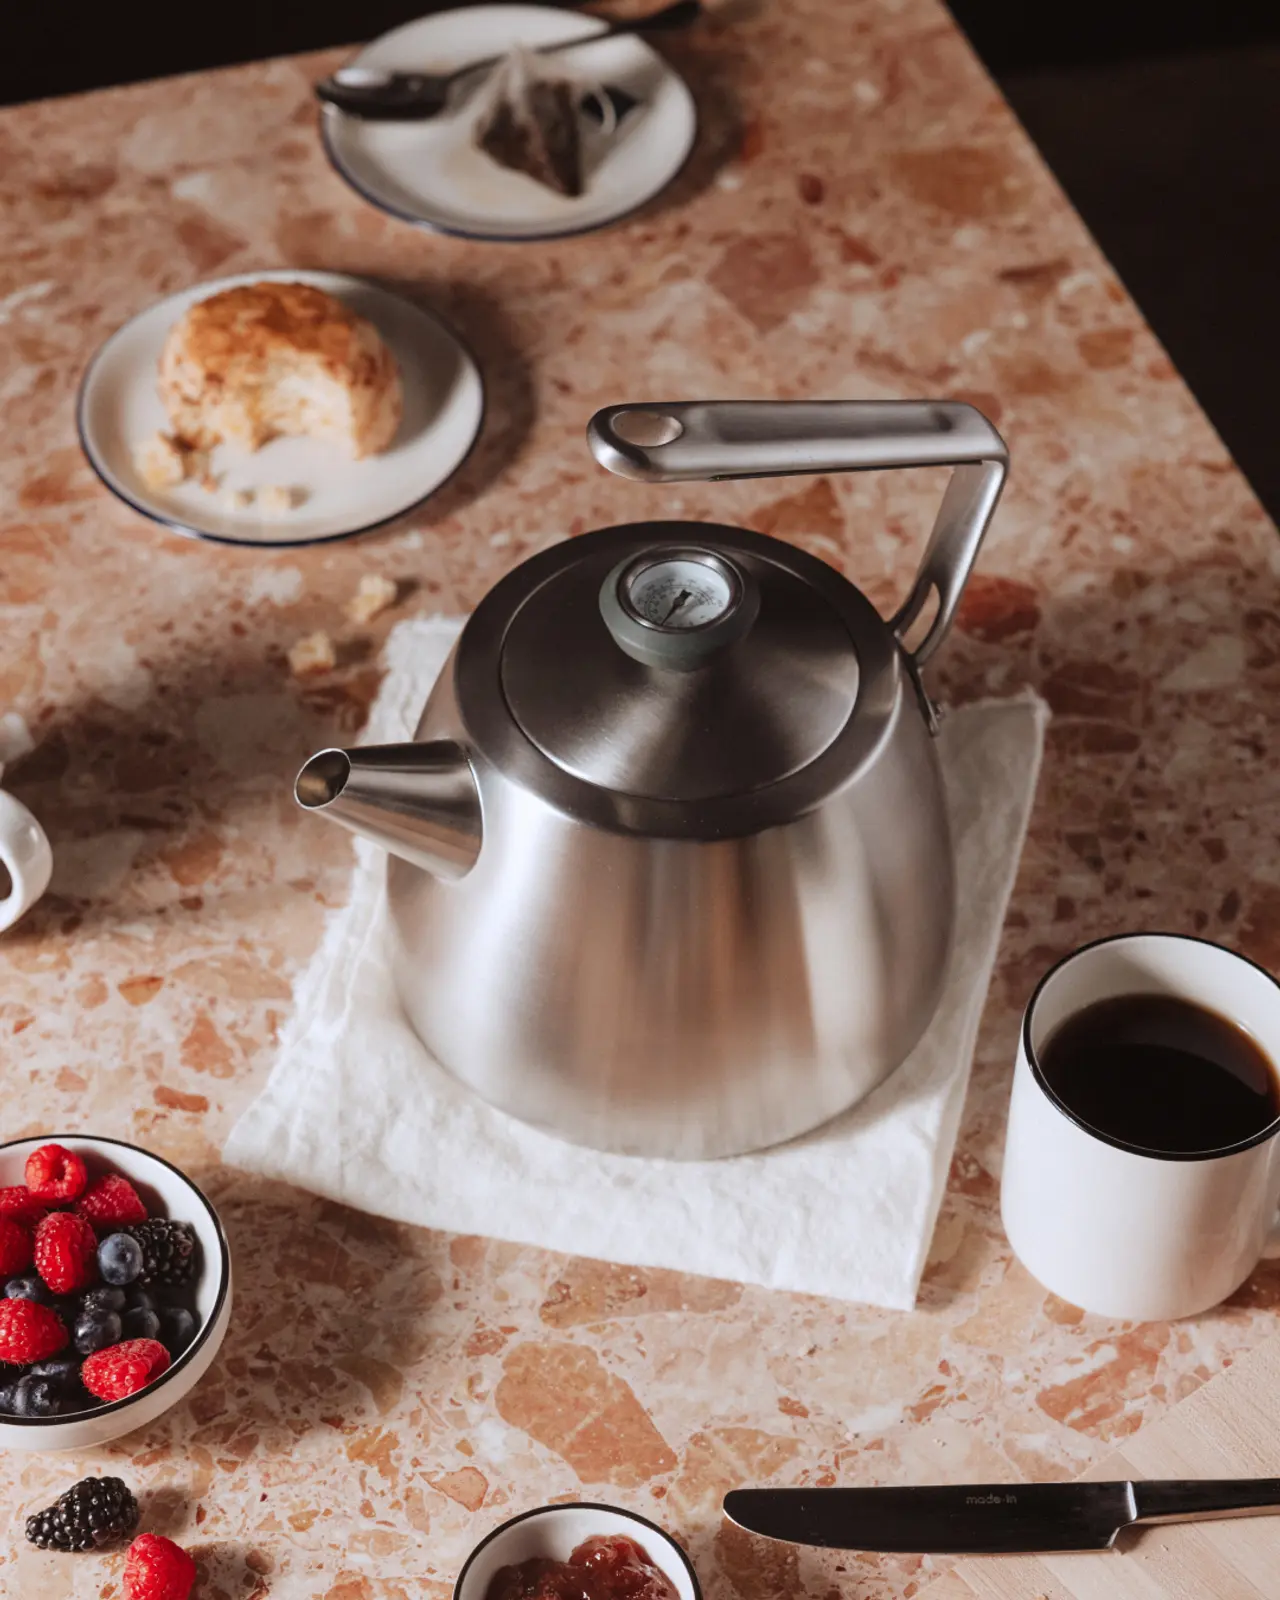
[472,46,625,197]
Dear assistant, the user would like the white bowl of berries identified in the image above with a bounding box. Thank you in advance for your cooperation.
[0,1136,232,1451]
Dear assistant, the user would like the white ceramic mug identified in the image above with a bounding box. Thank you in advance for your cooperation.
[1001,933,1280,1321]
[0,761,52,934]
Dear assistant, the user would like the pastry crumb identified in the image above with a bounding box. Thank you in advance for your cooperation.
[135,432,186,490]
[288,631,337,677]
[135,432,211,490]
[259,484,302,517]
[345,573,399,624]
[222,485,255,512]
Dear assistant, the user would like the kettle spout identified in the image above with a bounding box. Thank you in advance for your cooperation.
[295,740,481,881]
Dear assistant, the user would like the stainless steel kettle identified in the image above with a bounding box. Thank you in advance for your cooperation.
[296,400,1008,1158]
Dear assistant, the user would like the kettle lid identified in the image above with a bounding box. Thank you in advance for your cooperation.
[495,522,865,803]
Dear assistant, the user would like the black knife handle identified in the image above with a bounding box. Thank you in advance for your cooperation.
[1133,1478,1280,1525]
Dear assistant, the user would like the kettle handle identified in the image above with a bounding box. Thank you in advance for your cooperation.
[587,399,1008,666]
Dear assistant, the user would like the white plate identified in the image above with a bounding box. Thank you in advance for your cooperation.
[322,4,698,240]
[77,269,485,547]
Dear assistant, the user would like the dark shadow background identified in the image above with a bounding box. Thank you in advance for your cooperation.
[2,1,1278,521]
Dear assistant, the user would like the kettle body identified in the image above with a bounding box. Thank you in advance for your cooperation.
[297,400,1008,1158]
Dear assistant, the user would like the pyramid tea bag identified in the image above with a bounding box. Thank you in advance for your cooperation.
[472,47,604,197]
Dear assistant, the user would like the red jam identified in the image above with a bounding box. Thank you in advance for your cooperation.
[486,1535,680,1600]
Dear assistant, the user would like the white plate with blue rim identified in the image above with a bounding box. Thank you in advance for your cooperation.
[321,3,698,241]
[77,268,485,548]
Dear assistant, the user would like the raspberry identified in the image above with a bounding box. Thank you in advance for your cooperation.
[81,1338,170,1402]
[34,1211,99,1294]
[0,1217,33,1276]
[76,1174,149,1232]
[24,1144,88,1204]
[0,1298,69,1363]
[0,1186,47,1227]
[123,1534,196,1600]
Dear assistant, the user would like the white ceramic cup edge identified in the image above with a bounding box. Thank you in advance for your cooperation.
[0,789,53,933]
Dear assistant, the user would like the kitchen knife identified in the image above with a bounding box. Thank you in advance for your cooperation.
[723,1480,1280,1554]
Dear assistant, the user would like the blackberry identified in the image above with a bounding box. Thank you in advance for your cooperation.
[123,1221,198,1287]
[25,1475,140,1551]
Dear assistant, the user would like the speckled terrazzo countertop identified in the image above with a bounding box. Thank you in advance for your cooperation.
[2,2,1279,1595]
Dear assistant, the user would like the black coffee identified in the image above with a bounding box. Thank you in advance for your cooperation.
[1038,993,1280,1154]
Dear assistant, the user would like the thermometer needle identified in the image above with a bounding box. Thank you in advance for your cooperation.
[660,588,693,625]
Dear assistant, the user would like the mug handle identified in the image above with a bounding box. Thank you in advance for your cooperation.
[0,790,53,933]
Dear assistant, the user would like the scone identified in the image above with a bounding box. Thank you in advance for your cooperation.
[158,281,402,459]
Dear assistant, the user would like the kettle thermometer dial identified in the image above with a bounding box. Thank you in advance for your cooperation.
[601,546,759,670]
[624,555,737,630]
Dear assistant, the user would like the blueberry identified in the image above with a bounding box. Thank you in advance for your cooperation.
[51,1300,81,1335]
[97,1233,143,1287]
[73,1308,122,1356]
[29,1357,79,1386]
[121,1306,160,1342]
[9,1375,63,1418]
[64,1385,96,1415]
[0,1384,16,1413]
[157,1304,197,1355]
[80,1286,126,1315]
[4,1276,50,1304]
[126,1286,156,1314]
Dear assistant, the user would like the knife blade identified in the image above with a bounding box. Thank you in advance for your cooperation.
[723,1479,1280,1554]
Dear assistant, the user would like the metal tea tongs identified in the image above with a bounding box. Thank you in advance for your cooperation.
[315,0,700,121]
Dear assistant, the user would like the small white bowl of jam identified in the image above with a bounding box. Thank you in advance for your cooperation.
[454,1504,701,1600]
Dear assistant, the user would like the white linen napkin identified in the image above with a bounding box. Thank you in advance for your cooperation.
[226,619,1046,1309]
